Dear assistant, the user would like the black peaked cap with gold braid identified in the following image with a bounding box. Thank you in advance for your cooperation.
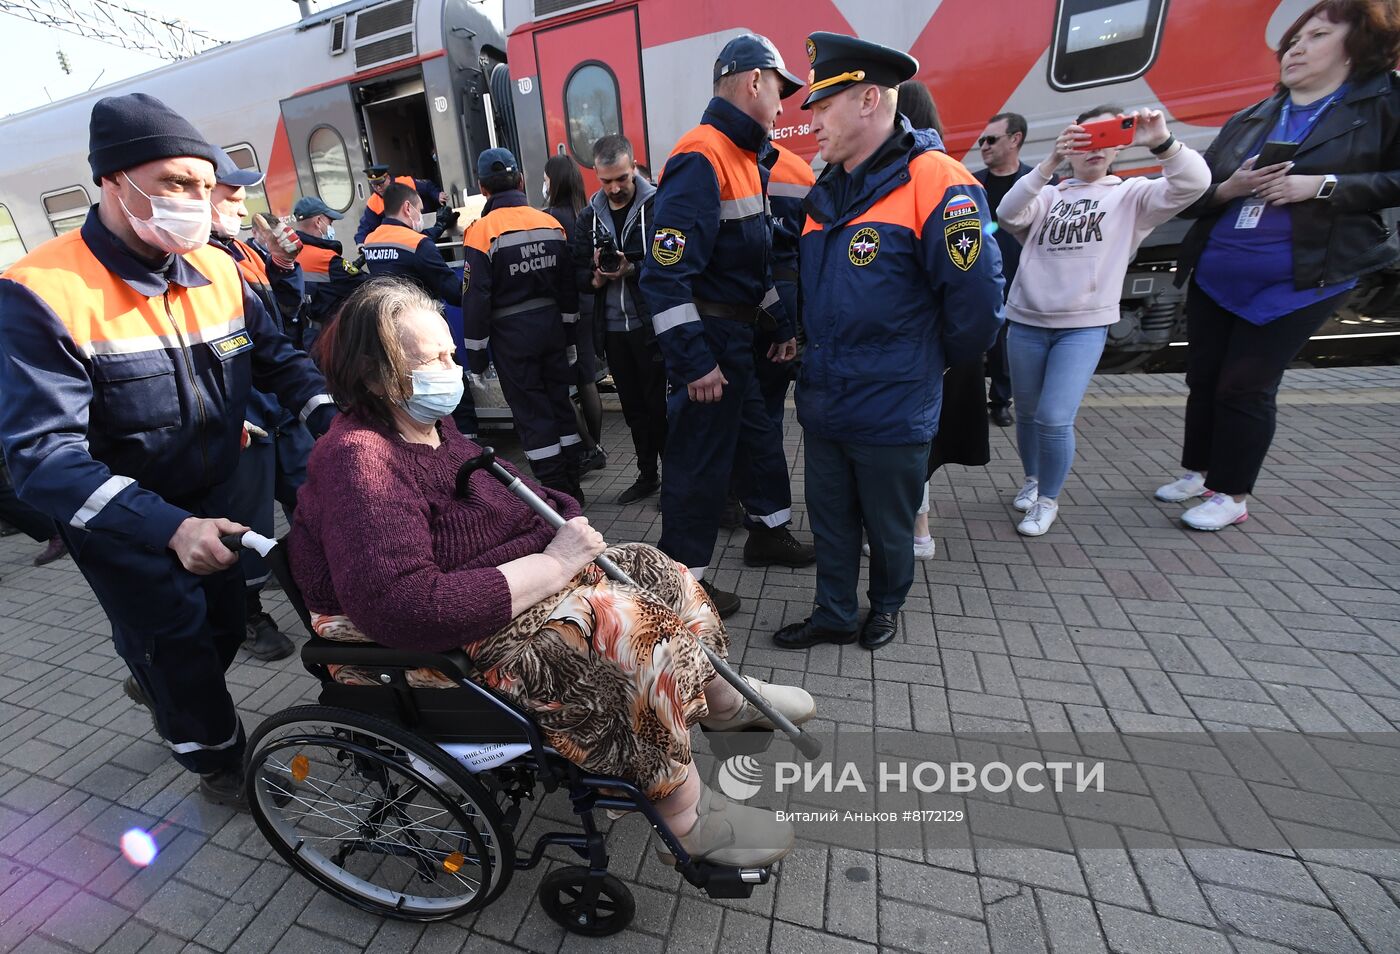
[801,32,919,109]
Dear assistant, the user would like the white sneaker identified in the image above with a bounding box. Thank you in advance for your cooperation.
[1017,498,1059,536]
[1013,478,1039,512]
[1182,494,1247,531]
[1155,471,1208,502]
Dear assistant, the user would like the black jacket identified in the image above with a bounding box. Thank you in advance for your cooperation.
[571,174,657,335]
[1177,70,1400,290]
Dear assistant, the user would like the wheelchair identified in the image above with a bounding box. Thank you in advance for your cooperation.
[243,538,775,935]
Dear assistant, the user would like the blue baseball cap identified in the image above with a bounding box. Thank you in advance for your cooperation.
[476,147,519,178]
[714,33,804,100]
[292,196,343,221]
[211,145,263,188]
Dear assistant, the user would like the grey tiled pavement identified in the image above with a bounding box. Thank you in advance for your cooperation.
[3,365,1400,953]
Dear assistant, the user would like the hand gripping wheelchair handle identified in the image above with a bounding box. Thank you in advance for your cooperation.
[457,448,823,761]
[219,531,278,557]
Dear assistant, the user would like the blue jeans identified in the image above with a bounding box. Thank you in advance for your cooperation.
[1006,322,1108,499]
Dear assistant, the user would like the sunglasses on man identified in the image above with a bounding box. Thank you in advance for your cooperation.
[978,135,1003,147]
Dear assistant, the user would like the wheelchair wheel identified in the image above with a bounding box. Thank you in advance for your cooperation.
[539,865,635,936]
[245,705,516,921]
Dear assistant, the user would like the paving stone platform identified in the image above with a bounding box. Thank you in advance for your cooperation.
[2,366,1398,954]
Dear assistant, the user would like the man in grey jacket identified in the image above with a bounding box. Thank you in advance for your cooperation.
[572,135,667,504]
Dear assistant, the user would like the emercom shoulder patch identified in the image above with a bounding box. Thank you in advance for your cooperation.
[651,228,687,266]
[945,219,981,271]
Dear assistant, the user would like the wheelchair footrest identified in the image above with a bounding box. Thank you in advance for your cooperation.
[683,861,771,899]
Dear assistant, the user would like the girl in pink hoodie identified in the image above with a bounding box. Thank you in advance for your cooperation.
[996,106,1209,537]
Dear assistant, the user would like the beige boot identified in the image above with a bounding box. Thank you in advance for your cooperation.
[700,676,816,732]
[658,784,794,868]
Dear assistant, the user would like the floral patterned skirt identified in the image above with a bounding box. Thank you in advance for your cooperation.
[314,543,728,800]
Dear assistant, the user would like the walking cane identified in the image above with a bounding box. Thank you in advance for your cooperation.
[457,447,822,759]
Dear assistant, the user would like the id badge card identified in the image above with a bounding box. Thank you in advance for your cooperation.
[1235,198,1266,230]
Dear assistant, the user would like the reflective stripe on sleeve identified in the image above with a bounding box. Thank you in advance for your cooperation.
[299,394,336,424]
[768,182,812,200]
[561,312,579,324]
[652,302,701,335]
[464,337,490,350]
[70,475,136,529]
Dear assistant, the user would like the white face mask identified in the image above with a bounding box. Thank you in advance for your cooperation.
[542,177,551,204]
[324,224,336,241]
[120,173,210,255]
[409,209,425,232]
[211,205,243,239]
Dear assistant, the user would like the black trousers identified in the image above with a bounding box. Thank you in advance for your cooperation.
[0,463,58,542]
[606,325,668,480]
[986,320,1012,410]
[1181,280,1346,496]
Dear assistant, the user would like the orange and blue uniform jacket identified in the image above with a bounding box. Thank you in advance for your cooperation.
[797,123,1005,445]
[354,175,442,244]
[361,217,462,307]
[460,190,579,375]
[0,209,334,551]
[768,141,815,299]
[641,97,792,384]
[212,234,305,438]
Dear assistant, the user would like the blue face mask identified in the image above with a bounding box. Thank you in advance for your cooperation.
[402,367,463,423]
[324,224,336,241]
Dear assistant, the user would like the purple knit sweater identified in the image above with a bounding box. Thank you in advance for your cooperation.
[288,414,582,652]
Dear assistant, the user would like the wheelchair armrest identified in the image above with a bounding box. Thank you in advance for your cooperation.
[300,641,476,683]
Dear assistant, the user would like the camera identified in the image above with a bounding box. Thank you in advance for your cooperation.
[596,234,623,274]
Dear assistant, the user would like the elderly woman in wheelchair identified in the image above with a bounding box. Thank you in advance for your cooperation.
[252,279,814,928]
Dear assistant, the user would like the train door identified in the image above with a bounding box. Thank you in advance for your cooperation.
[533,6,650,182]
[279,85,365,237]
[357,70,446,205]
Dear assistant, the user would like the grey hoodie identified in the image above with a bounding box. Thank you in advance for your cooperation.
[584,174,657,333]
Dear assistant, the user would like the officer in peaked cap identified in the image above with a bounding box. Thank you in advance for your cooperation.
[639,32,818,621]
[800,31,919,108]
[772,32,1004,653]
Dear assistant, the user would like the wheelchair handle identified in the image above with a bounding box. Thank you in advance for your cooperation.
[219,531,278,557]
[460,448,822,760]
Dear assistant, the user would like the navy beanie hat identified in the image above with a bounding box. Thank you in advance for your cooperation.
[88,93,218,185]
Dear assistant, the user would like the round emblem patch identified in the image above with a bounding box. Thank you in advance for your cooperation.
[848,227,880,267]
[805,37,817,64]
[651,228,687,266]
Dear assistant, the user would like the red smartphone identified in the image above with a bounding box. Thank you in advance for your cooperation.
[1077,115,1136,150]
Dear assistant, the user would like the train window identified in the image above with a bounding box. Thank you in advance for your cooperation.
[223,143,270,228]
[0,205,25,271]
[42,186,91,236]
[564,63,621,166]
[1049,0,1168,91]
[308,125,354,212]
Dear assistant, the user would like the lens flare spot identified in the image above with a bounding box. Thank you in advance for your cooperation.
[985,221,1000,235]
[443,851,466,873]
[290,753,309,783]
[120,828,158,867]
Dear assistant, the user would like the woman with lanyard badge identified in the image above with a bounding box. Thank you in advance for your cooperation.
[1157,0,1400,531]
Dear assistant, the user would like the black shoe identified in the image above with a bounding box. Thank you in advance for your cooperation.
[124,676,160,734]
[198,765,249,812]
[859,611,900,650]
[743,525,816,568]
[617,475,660,504]
[990,405,1014,427]
[244,612,295,662]
[33,536,68,566]
[719,496,744,530]
[699,579,741,619]
[773,617,857,649]
[581,447,608,473]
